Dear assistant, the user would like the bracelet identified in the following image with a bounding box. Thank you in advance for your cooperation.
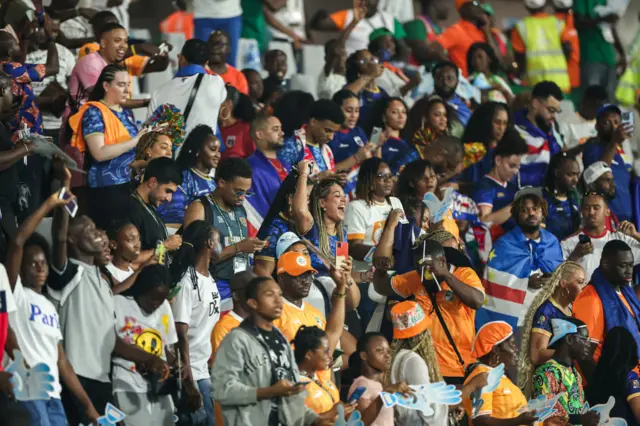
[333,291,347,299]
[131,45,137,56]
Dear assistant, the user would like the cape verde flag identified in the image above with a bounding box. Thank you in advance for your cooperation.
[475,227,564,330]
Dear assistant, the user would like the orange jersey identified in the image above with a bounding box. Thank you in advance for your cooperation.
[464,364,527,422]
[436,20,487,77]
[160,11,194,40]
[573,285,635,362]
[555,11,580,88]
[301,369,339,414]
[273,299,326,342]
[391,266,484,377]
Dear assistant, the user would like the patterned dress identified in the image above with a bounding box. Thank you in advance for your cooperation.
[533,359,586,418]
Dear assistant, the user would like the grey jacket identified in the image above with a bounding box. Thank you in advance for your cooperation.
[211,319,320,426]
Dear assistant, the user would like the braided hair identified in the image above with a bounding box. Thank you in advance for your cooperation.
[355,158,388,205]
[176,125,216,171]
[135,131,171,161]
[293,325,328,364]
[346,50,367,84]
[121,264,173,298]
[90,63,127,101]
[516,261,584,398]
[310,178,345,260]
[386,330,443,386]
[544,152,581,234]
[170,220,215,299]
[347,332,386,378]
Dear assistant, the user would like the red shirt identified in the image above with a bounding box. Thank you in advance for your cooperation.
[220,121,255,160]
[268,158,288,181]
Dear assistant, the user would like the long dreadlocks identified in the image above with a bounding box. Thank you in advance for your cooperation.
[516,261,584,398]
[385,330,443,386]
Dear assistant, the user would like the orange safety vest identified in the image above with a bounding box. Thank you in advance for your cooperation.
[69,101,132,153]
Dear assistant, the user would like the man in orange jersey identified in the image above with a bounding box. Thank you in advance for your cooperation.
[373,238,484,384]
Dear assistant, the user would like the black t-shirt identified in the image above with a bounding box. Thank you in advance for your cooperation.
[258,327,291,426]
[0,123,18,202]
[123,194,168,251]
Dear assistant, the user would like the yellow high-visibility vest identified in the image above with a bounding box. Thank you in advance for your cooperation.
[516,15,570,92]
[616,31,640,106]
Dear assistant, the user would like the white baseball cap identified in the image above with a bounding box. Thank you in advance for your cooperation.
[583,161,612,185]
[524,0,547,8]
[276,232,301,259]
[552,0,573,8]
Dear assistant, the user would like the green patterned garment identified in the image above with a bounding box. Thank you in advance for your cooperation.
[532,359,586,419]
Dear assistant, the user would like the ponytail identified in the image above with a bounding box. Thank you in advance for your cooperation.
[170,220,214,293]
[90,63,127,102]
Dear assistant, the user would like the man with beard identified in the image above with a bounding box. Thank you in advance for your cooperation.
[432,61,472,126]
[583,104,634,222]
[246,115,287,235]
[514,81,564,187]
[583,161,619,228]
[475,188,564,331]
[574,240,640,364]
[123,157,184,262]
[562,192,640,282]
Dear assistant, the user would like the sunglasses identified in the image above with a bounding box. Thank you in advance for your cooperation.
[233,189,255,197]
[376,173,393,180]
[359,56,380,65]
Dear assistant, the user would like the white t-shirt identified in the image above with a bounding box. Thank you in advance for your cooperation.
[9,277,63,398]
[191,0,242,19]
[378,0,414,23]
[338,10,399,55]
[317,71,347,101]
[148,73,227,150]
[112,296,178,393]
[0,264,17,367]
[268,0,305,40]
[345,197,404,271]
[106,263,134,283]
[171,268,221,380]
[26,43,76,130]
[562,230,640,281]
[558,113,597,151]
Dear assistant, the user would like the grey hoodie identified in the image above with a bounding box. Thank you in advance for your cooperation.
[211,319,320,426]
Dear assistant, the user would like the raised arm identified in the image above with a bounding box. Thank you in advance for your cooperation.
[325,267,349,355]
[52,164,72,271]
[292,160,314,234]
[7,189,75,288]
[44,40,60,78]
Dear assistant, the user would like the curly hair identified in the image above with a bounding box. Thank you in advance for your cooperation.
[511,194,549,222]
[516,261,584,398]
[135,131,171,161]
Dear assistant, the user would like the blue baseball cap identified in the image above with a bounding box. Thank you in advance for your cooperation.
[596,103,622,119]
[276,232,301,259]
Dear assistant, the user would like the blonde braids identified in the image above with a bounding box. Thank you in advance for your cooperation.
[385,330,443,386]
[516,261,584,398]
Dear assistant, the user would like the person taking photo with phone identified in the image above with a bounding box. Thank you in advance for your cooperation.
[561,192,640,282]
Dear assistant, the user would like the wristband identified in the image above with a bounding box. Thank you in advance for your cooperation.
[333,291,347,299]
[131,45,137,56]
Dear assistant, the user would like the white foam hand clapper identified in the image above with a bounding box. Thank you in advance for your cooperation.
[334,404,364,426]
[79,403,126,426]
[380,382,462,416]
[471,363,505,417]
[6,350,55,401]
[423,188,454,224]
[584,397,628,426]
[516,392,566,423]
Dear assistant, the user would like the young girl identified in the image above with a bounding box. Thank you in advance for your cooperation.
[170,220,222,426]
[6,190,100,425]
[113,264,178,426]
[466,42,514,104]
[131,131,174,183]
[106,222,142,283]
[345,50,388,127]
[219,86,257,160]
[406,96,450,150]
[348,332,411,426]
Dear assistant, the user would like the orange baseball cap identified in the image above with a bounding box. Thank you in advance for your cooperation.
[391,301,431,340]
[471,321,513,359]
[277,251,317,277]
[456,0,471,9]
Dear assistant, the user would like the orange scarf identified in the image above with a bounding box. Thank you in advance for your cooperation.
[69,101,132,153]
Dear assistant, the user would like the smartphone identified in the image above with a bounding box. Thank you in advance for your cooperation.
[622,111,634,127]
[336,242,348,270]
[578,234,591,245]
[158,42,169,55]
[155,241,166,265]
[58,187,78,218]
[370,127,384,146]
[348,386,367,403]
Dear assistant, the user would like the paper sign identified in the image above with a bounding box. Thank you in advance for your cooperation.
[334,404,364,426]
[471,364,505,417]
[517,392,566,423]
[423,188,455,224]
[79,403,126,426]
[6,351,55,401]
[380,382,462,416]
[585,396,628,426]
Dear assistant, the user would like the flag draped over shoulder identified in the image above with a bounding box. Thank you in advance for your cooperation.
[475,227,564,330]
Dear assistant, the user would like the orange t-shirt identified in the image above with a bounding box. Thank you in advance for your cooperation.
[210,311,243,426]
[464,364,528,423]
[436,20,487,77]
[556,11,580,89]
[391,266,485,377]
[78,42,100,59]
[160,11,194,40]
[573,285,636,362]
[302,369,339,415]
[207,65,249,95]
[273,299,326,343]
